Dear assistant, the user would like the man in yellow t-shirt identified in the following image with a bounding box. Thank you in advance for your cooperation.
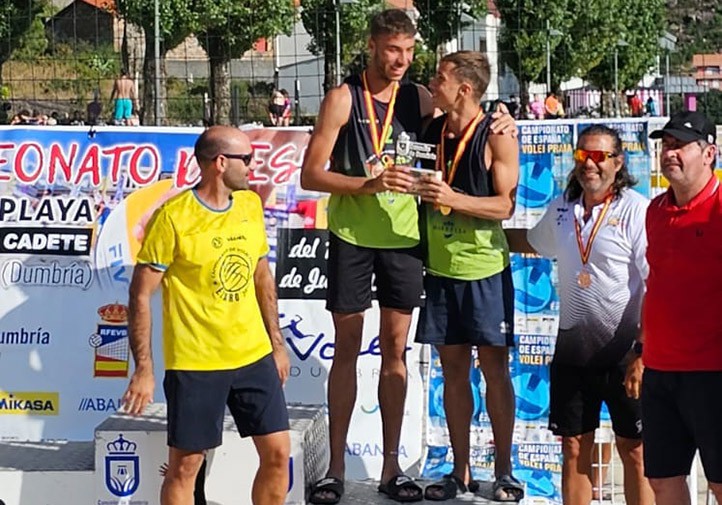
[122,126,291,505]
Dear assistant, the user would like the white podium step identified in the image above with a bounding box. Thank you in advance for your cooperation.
[0,441,95,504]
[0,403,327,505]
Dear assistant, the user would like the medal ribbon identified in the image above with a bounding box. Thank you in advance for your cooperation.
[575,195,613,265]
[438,108,485,185]
[362,71,399,157]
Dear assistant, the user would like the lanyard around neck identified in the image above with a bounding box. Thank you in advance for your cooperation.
[362,71,399,157]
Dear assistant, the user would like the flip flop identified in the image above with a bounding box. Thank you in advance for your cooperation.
[424,474,467,501]
[377,474,423,503]
[309,476,344,505]
[493,474,525,502]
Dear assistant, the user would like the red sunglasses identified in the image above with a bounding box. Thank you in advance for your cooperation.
[573,149,618,164]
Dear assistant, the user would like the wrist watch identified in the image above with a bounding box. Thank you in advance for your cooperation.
[633,341,643,356]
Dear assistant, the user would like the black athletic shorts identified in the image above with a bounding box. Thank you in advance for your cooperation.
[642,368,722,482]
[163,354,289,451]
[548,362,642,439]
[325,232,423,313]
[415,268,515,347]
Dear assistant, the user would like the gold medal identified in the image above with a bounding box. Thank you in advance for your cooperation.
[439,205,451,216]
[577,270,592,289]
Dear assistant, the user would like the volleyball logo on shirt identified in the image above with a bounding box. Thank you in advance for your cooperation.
[212,248,252,302]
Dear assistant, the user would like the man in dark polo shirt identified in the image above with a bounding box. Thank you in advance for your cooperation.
[626,110,722,505]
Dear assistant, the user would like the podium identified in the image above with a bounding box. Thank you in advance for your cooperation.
[0,403,328,505]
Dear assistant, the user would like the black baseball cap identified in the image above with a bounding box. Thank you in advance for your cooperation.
[650,110,716,144]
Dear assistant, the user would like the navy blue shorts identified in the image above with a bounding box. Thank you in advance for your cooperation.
[642,369,722,482]
[326,232,423,313]
[548,362,642,439]
[415,268,515,346]
[163,354,290,451]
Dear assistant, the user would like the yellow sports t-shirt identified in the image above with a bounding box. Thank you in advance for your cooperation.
[137,189,272,371]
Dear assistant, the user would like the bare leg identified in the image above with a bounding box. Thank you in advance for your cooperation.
[251,431,291,505]
[425,344,473,500]
[378,307,417,499]
[312,311,363,502]
[615,436,654,505]
[161,448,205,505]
[477,346,515,477]
[561,432,595,505]
[649,476,691,505]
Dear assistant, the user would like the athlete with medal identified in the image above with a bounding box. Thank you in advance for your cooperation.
[413,51,522,502]
[508,124,652,505]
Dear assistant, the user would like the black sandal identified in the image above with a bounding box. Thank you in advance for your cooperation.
[308,476,344,504]
[424,474,467,501]
[377,474,423,502]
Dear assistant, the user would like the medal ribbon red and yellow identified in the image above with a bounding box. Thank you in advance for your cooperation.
[574,194,613,288]
[436,108,485,215]
[362,71,399,159]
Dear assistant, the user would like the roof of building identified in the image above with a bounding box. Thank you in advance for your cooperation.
[77,0,115,10]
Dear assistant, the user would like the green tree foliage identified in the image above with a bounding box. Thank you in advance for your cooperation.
[300,0,384,93]
[495,0,568,102]
[116,0,199,124]
[584,0,665,93]
[665,0,722,71]
[0,0,45,81]
[196,0,294,125]
[415,0,486,72]
[497,0,664,112]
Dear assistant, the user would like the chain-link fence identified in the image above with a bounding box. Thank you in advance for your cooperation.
[0,2,713,127]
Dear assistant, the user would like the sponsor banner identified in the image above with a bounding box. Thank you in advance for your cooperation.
[0,391,59,416]
[1,258,93,289]
[0,120,657,483]
[510,121,574,229]
[0,226,93,256]
[279,299,424,478]
[276,228,329,299]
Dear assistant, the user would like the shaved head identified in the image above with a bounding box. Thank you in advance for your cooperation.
[194,126,251,165]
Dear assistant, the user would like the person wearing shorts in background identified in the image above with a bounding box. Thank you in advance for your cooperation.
[111,69,137,125]
[122,126,291,505]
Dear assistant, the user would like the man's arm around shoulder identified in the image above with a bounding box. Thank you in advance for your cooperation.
[122,264,164,415]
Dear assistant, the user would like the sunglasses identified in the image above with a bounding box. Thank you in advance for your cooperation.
[220,152,254,165]
[573,149,618,164]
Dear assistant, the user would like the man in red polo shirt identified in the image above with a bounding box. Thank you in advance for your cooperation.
[625,110,722,505]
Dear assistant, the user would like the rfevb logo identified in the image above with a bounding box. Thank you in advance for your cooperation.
[89,303,129,378]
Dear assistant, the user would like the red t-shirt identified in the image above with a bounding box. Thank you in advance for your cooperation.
[643,174,722,371]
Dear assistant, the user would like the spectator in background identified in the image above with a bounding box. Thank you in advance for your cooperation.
[10,109,35,125]
[280,89,292,127]
[87,90,103,125]
[530,94,545,119]
[629,94,644,117]
[506,94,520,119]
[645,97,657,117]
[111,69,137,125]
[268,89,286,126]
[544,92,560,119]
[70,110,84,126]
